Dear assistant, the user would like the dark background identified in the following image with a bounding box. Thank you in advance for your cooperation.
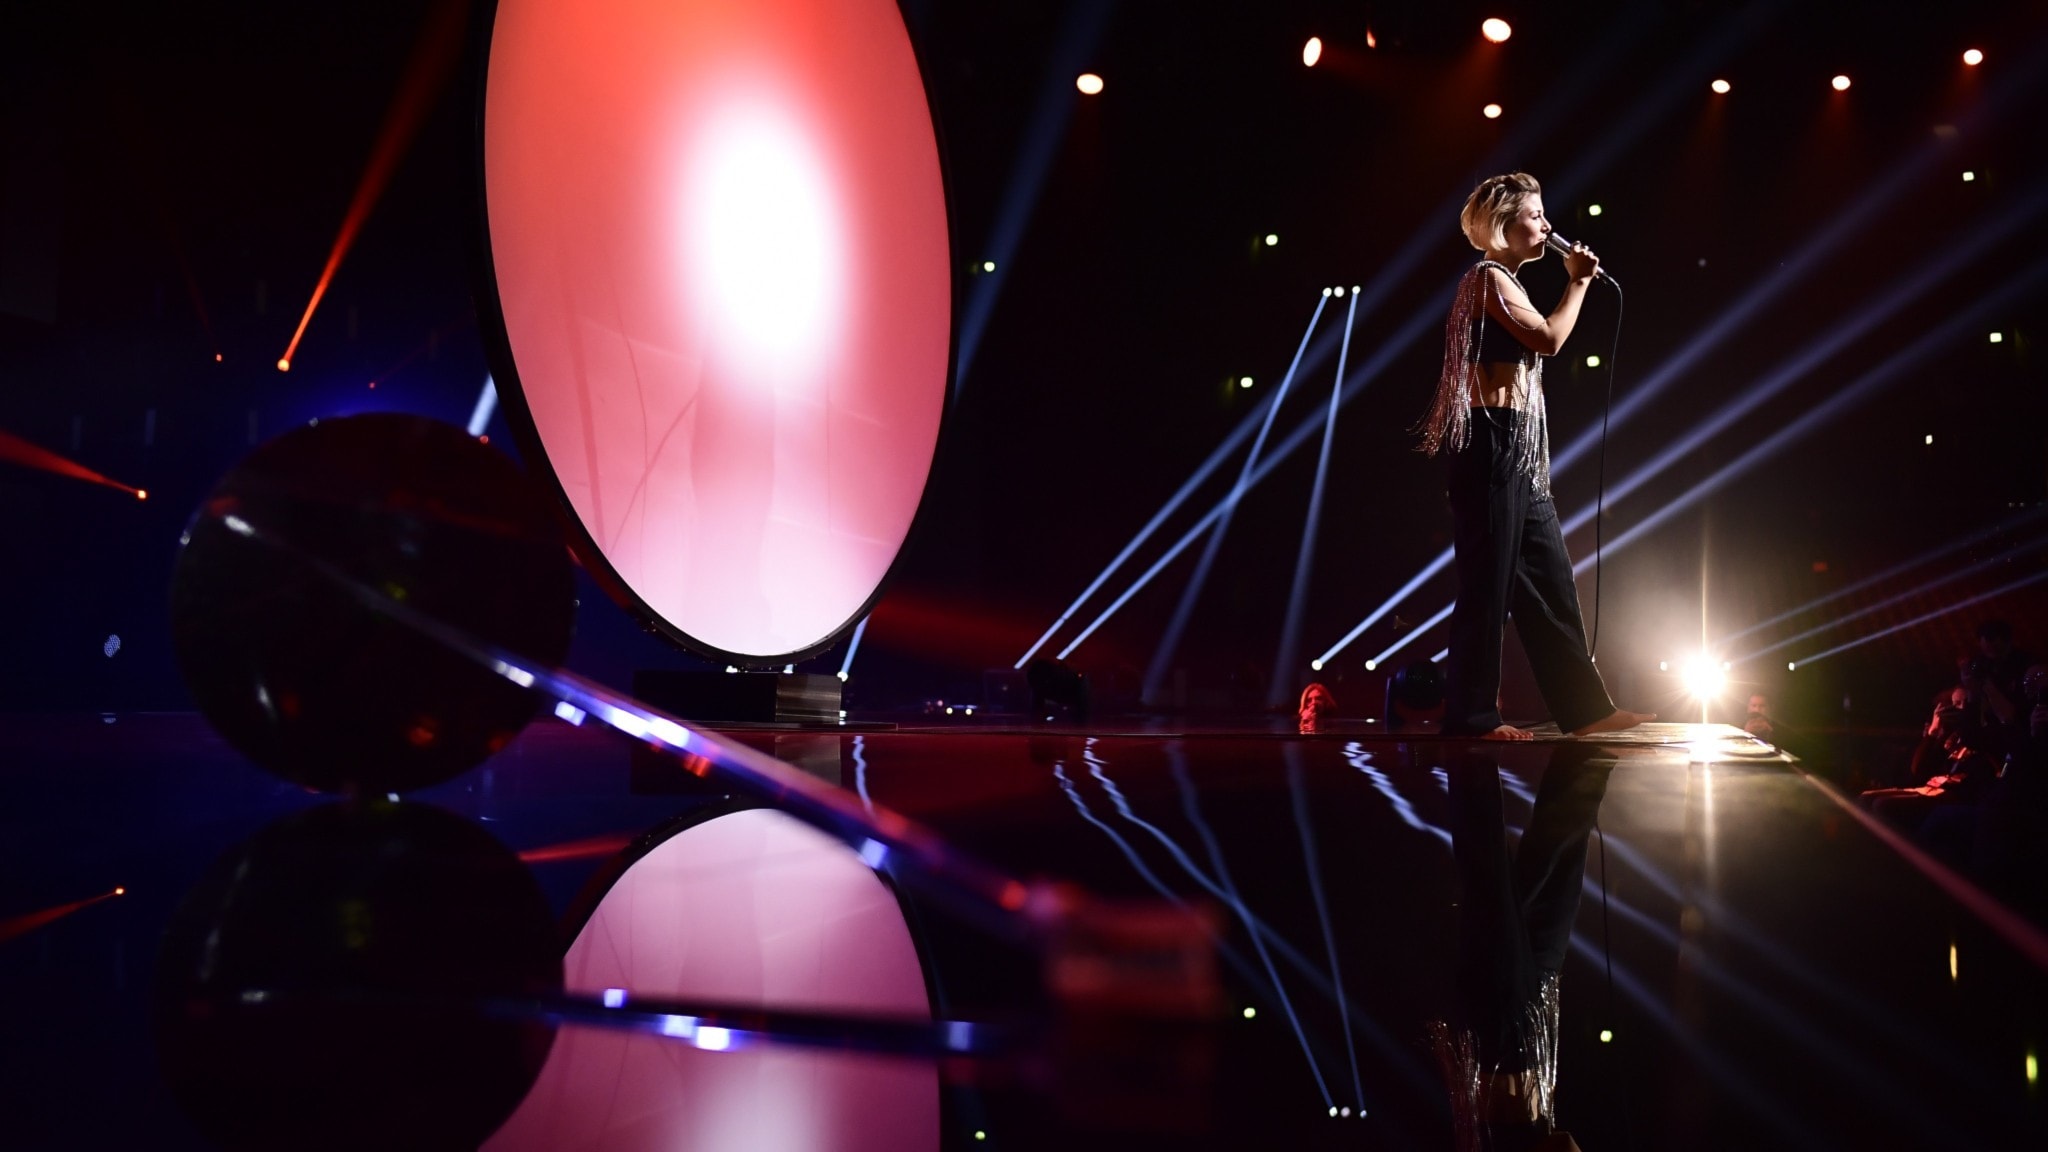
[2,0,2044,744]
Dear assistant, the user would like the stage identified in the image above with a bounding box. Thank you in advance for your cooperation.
[6,713,2042,1150]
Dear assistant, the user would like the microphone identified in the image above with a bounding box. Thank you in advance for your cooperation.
[1545,232,1619,287]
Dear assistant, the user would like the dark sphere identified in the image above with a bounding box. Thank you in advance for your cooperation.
[170,413,574,792]
[154,799,561,1152]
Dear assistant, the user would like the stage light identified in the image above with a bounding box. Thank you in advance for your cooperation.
[1239,376,1254,389]
[1949,942,1958,981]
[136,490,148,501]
[1264,233,1279,247]
[1365,29,1376,49]
[1832,75,1851,92]
[1242,1006,1257,1019]
[1333,286,1345,297]
[1586,355,1602,368]
[1076,73,1104,95]
[1989,331,2003,343]
[836,671,849,682]
[1788,661,1797,671]
[1481,18,1512,43]
[1329,1107,1339,1118]
[1659,660,1669,671]
[1588,204,1603,216]
[1963,48,1983,67]
[1311,659,1323,671]
[1303,37,1322,67]
[213,353,223,363]
[1711,78,1731,94]
[1680,655,1725,699]
[2028,1050,2039,1086]
[1599,1029,1614,1043]
[114,887,125,896]
[1483,103,1503,119]
[276,358,290,372]
[982,260,996,272]
[975,1133,987,1143]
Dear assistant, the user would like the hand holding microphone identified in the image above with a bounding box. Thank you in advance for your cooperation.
[1545,232,1618,288]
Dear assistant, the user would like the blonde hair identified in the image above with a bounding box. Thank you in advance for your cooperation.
[1459,172,1541,252]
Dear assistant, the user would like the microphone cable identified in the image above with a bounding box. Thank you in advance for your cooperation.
[1588,282,1624,661]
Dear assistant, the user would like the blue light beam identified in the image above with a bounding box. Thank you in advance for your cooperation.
[1270,290,1360,702]
[1140,294,1329,698]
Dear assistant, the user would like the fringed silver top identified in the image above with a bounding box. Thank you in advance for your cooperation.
[1415,260,1550,495]
[1430,971,1562,1152]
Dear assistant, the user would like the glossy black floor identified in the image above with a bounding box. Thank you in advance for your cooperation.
[3,713,2044,1150]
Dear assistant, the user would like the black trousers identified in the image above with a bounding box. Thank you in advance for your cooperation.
[1450,745,1617,1068]
[1443,409,1615,735]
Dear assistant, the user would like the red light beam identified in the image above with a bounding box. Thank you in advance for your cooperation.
[0,427,146,498]
[518,832,637,865]
[0,887,126,946]
[277,0,470,372]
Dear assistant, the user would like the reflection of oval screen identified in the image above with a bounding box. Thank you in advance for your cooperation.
[485,808,937,1151]
[483,0,952,661]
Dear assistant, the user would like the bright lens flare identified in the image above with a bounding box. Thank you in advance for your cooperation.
[1481,19,1512,43]
[1680,655,1727,699]
[1302,37,1322,67]
[689,107,845,387]
[1075,73,1104,95]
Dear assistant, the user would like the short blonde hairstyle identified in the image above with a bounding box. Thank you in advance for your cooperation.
[1459,172,1541,252]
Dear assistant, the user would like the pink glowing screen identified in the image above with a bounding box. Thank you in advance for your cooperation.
[485,808,937,1151]
[484,0,951,660]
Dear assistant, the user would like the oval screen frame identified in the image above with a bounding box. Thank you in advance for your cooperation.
[474,0,957,666]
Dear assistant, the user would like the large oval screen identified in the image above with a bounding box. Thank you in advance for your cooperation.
[482,0,952,661]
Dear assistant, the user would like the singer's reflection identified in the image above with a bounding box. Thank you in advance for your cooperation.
[1435,743,1616,1152]
[1414,171,1649,742]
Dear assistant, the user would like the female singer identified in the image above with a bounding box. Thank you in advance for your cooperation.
[1416,172,1651,741]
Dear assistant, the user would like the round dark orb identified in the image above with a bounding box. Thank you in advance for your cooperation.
[170,412,574,792]
[154,799,562,1152]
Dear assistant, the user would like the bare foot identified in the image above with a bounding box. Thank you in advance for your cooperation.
[1569,709,1656,737]
[1480,723,1536,741]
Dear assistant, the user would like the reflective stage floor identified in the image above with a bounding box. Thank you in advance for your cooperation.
[3,715,2044,1150]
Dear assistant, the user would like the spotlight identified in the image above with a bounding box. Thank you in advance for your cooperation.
[1787,662,1797,671]
[1599,1029,1614,1043]
[1482,103,1503,119]
[1303,37,1323,68]
[136,490,148,501]
[982,260,996,272]
[1264,233,1279,247]
[114,887,126,896]
[1925,434,1934,445]
[1711,78,1731,94]
[1333,286,1345,297]
[1963,48,1984,67]
[1963,171,1976,182]
[1989,331,2003,343]
[1239,376,1254,389]
[1586,355,1602,368]
[1242,1006,1256,1019]
[276,358,291,372]
[1679,655,1725,699]
[1365,29,1376,50]
[1363,659,1376,671]
[213,353,224,363]
[1310,659,1323,671]
[1075,73,1104,95]
[1831,75,1851,92]
[1588,205,1604,218]
[1481,18,1512,43]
